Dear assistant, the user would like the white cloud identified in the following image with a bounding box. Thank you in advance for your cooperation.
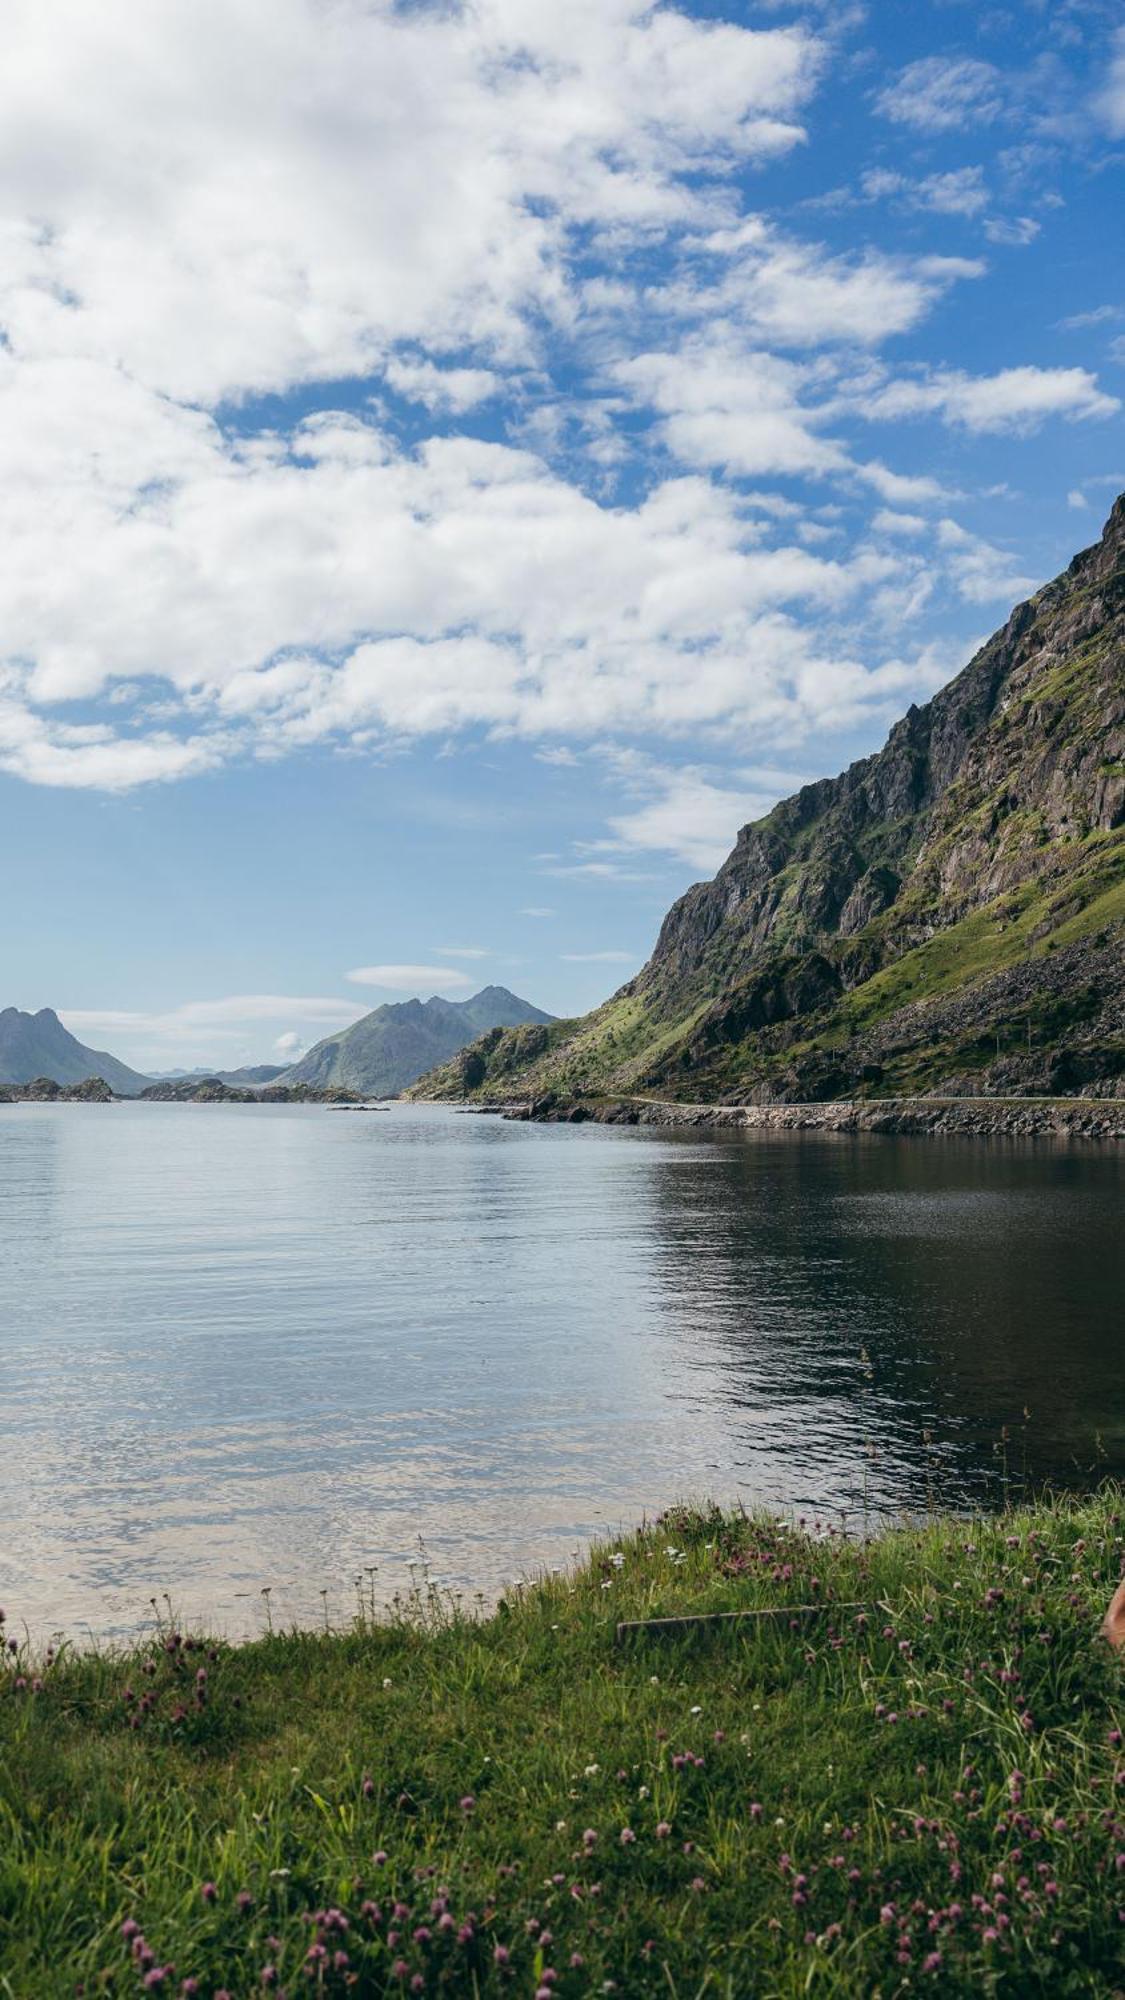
[858,163,1037,242]
[0,2,854,792]
[544,859,656,881]
[1095,27,1125,138]
[872,509,927,535]
[857,462,950,505]
[1058,305,1120,331]
[616,338,844,476]
[935,518,1035,605]
[0,403,951,770]
[0,0,820,407]
[520,907,556,918]
[591,753,795,870]
[346,964,475,993]
[64,995,366,1033]
[673,216,976,347]
[0,0,1107,804]
[876,57,1004,133]
[384,360,500,414]
[58,994,369,1069]
[435,946,491,960]
[1067,489,1089,510]
[858,164,990,218]
[560,950,638,963]
[915,168,989,218]
[857,365,1119,433]
[982,215,1039,248]
[0,704,223,791]
[614,330,966,491]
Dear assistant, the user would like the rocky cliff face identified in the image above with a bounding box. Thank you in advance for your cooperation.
[416,496,1125,1107]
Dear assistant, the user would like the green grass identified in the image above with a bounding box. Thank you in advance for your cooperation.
[3,1496,1125,1996]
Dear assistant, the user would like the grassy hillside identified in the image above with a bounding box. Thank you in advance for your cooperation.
[3,1494,1125,1995]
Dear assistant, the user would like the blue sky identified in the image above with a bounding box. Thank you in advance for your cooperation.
[2,0,1123,1071]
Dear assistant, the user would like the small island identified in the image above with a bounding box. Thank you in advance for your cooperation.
[0,1073,370,1106]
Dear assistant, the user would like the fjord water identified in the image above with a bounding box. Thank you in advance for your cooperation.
[0,1102,1121,1637]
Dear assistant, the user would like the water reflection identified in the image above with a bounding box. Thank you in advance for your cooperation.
[643,1135,1125,1516]
[0,1104,1120,1636]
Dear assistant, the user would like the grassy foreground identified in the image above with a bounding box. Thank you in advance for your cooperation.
[3,1497,1125,1998]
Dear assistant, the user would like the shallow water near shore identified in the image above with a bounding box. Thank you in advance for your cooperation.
[0,1099,1121,1637]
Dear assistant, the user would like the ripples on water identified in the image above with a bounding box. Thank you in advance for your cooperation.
[0,1102,1121,1635]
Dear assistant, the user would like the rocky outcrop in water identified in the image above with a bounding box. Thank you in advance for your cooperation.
[0,1074,115,1103]
[138,1079,362,1104]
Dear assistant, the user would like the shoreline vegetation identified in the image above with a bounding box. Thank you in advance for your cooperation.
[4,1495,1125,1995]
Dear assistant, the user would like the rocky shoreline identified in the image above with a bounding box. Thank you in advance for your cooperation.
[500,1093,1125,1139]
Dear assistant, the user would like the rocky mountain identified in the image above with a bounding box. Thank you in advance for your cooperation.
[280,986,553,1097]
[415,496,1125,1109]
[0,1007,150,1096]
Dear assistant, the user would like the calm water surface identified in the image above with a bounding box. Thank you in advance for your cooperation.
[0,1101,1122,1636]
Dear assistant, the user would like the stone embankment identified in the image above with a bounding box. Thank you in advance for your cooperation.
[504,1095,1125,1138]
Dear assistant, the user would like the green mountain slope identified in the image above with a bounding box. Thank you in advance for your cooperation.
[281,986,553,1097]
[415,496,1125,1108]
[0,1008,151,1095]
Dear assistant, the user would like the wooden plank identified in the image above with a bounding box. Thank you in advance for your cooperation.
[615,1602,868,1643]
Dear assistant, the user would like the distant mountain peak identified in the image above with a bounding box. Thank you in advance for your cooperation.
[0,1006,150,1095]
[280,984,552,1096]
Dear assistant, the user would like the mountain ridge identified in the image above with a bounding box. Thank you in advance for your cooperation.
[280,985,553,1097]
[412,496,1125,1109]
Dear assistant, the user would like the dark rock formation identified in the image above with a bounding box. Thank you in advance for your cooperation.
[0,1074,116,1103]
